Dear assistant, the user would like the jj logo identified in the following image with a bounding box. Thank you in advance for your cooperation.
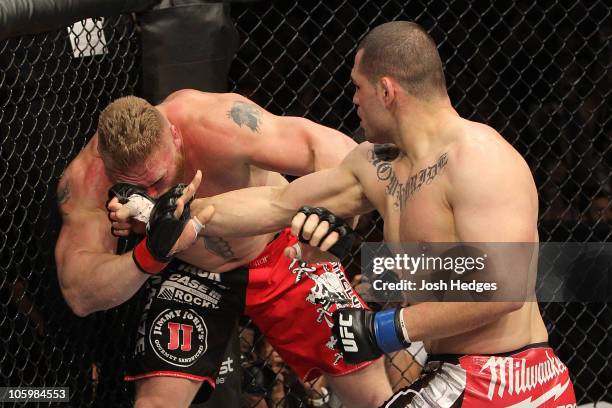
[338,314,358,352]
[167,322,193,352]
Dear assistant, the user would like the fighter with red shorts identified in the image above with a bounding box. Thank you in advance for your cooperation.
[109,182,376,395]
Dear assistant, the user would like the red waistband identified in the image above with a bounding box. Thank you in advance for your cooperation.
[247,228,294,269]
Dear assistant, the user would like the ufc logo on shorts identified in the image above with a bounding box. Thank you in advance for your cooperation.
[167,322,193,352]
[338,314,358,352]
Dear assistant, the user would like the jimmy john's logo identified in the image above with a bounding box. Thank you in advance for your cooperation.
[149,308,207,367]
[157,274,221,309]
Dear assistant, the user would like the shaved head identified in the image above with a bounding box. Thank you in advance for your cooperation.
[357,21,447,100]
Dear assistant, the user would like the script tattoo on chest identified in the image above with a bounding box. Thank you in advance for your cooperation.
[228,101,263,133]
[367,145,448,210]
[201,236,236,260]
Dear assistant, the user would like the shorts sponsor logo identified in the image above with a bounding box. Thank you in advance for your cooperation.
[216,357,234,384]
[480,351,569,401]
[249,255,269,268]
[290,260,363,364]
[149,308,208,367]
[176,263,222,282]
[157,274,222,309]
[506,380,571,407]
[337,314,358,352]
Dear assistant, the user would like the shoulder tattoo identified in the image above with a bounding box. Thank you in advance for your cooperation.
[227,101,263,133]
[368,146,448,210]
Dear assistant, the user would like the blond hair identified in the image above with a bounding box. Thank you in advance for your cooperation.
[357,21,447,100]
[97,96,163,171]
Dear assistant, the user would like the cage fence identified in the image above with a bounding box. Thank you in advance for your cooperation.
[0,1,610,406]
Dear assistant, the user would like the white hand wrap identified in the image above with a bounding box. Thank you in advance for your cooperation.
[125,194,154,223]
[291,242,303,260]
[191,216,205,235]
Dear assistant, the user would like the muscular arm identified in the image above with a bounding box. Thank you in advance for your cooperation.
[402,138,538,341]
[55,172,148,317]
[192,150,374,237]
[225,95,357,174]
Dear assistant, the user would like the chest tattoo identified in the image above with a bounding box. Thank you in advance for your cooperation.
[367,145,448,210]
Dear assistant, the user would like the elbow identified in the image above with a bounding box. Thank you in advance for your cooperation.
[59,279,93,317]
[63,289,92,317]
[71,305,91,318]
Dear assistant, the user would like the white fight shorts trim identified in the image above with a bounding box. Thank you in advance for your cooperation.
[125,370,216,387]
[383,362,466,408]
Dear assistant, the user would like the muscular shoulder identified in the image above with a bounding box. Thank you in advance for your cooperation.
[163,90,255,112]
[339,142,374,169]
[164,90,263,134]
[450,122,527,175]
[447,121,535,201]
[58,138,111,217]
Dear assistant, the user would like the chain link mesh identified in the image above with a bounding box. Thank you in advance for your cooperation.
[0,1,610,406]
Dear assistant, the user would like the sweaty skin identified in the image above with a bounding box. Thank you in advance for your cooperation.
[186,50,548,355]
[55,90,396,408]
[190,130,546,355]
[55,89,356,316]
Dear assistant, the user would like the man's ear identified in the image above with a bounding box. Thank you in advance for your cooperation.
[170,124,182,149]
[380,77,396,108]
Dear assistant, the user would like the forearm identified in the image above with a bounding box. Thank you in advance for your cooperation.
[194,169,367,238]
[402,301,522,341]
[60,251,148,316]
[193,185,296,238]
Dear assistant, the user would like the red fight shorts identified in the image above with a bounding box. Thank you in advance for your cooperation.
[245,228,375,381]
[383,342,576,407]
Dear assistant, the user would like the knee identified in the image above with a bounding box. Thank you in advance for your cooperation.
[326,360,393,408]
[353,384,393,408]
[134,399,161,408]
[134,396,183,408]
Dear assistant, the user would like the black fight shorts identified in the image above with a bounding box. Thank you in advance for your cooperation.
[125,259,247,402]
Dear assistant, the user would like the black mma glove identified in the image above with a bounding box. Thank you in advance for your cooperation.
[132,184,193,275]
[295,206,356,259]
[331,308,410,365]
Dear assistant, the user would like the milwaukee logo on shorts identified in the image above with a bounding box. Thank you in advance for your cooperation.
[481,350,568,400]
[460,346,575,406]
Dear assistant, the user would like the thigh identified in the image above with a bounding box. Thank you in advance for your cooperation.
[325,357,392,408]
[135,376,201,408]
[247,257,367,380]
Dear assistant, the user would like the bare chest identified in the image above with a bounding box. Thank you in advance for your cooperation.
[384,189,456,243]
[360,148,456,243]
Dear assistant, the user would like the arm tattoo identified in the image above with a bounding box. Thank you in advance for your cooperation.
[368,146,448,210]
[56,178,71,217]
[227,101,263,133]
[201,236,236,260]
